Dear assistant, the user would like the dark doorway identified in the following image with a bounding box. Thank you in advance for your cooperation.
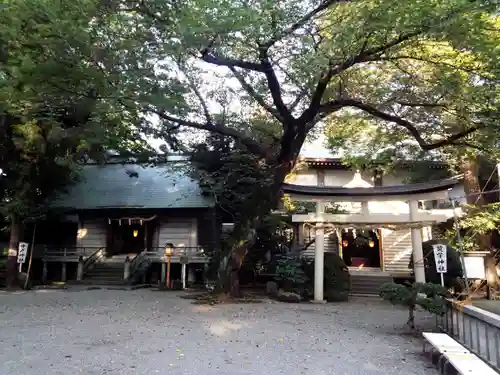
[108,221,148,256]
[341,229,381,269]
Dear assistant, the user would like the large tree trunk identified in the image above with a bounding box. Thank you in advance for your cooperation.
[6,216,21,289]
[220,161,295,298]
[459,156,499,293]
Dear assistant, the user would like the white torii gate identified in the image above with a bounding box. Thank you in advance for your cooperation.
[282,175,463,302]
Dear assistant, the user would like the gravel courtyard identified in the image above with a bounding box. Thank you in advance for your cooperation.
[0,289,438,375]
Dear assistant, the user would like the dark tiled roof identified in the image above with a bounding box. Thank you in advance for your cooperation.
[49,162,213,210]
[282,177,461,197]
[300,157,448,169]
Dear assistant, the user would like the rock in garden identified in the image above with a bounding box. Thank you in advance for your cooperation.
[265,281,278,296]
[276,291,302,303]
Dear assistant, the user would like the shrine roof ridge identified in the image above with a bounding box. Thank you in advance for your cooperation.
[282,176,462,197]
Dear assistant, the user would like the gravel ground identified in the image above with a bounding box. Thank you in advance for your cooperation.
[0,289,438,375]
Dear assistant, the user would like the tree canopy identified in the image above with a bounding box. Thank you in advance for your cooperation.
[0,0,150,221]
[0,0,151,286]
[117,0,498,162]
[119,0,499,295]
[323,6,499,171]
[3,0,498,293]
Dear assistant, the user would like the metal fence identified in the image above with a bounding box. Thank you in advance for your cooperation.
[437,300,500,371]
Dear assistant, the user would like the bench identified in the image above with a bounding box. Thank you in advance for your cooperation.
[422,332,498,375]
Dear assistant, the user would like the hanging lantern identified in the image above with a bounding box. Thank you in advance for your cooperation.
[133,229,139,238]
[352,229,357,239]
[342,239,348,247]
[129,219,132,225]
[368,240,375,248]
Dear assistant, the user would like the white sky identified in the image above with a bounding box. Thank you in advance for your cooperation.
[148,130,333,157]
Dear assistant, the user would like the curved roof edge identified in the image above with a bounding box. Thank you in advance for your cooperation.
[282,176,462,197]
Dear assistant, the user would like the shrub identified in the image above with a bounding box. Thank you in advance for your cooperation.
[302,252,351,301]
[274,255,309,293]
[271,252,351,301]
[380,282,451,329]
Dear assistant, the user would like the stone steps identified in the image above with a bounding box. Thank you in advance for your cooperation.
[81,260,126,285]
[350,275,393,295]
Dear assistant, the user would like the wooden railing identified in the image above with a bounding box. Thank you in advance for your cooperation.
[38,246,103,260]
[129,252,145,275]
[126,251,151,283]
[144,247,208,259]
[82,248,105,273]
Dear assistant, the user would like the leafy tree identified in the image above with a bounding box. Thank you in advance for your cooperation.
[322,7,499,290]
[446,202,500,292]
[0,0,150,287]
[119,0,499,296]
[380,282,451,329]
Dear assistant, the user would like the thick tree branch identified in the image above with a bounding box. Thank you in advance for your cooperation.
[394,100,446,108]
[150,108,268,156]
[228,67,283,122]
[200,51,265,72]
[261,0,351,49]
[339,99,482,151]
[176,61,214,125]
[298,31,423,125]
[258,47,295,124]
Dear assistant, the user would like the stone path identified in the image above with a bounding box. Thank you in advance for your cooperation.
[0,289,438,375]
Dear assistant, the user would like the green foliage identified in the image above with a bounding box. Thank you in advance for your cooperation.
[303,252,351,301]
[191,143,277,226]
[380,282,451,328]
[271,252,350,300]
[275,256,309,292]
[323,7,499,175]
[445,203,500,252]
[0,0,151,221]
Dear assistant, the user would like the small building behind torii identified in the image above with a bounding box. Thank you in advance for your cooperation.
[282,172,463,302]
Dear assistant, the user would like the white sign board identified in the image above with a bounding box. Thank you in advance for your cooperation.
[432,244,447,273]
[17,242,29,264]
[463,256,486,279]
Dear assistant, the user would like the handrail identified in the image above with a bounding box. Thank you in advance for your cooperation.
[145,247,208,258]
[82,248,105,273]
[42,246,103,259]
[126,250,151,283]
[437,299,500,371]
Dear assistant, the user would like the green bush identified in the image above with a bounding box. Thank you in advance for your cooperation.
[271,252,351,301]
[302,252,351,301]
[275,255,309,293]
[380,281,451,329]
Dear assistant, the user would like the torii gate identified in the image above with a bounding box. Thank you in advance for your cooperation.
[282,176,463,302]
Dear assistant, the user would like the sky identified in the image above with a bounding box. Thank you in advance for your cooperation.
[148,131,334,158]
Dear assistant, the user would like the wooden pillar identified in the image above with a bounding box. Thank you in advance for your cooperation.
[61,262,67,282]
[144,223,148,251]
[181,263,186,289]
[313,202,325,302]
[409,200,426,283]
[42,260,48,283]
[77,256,84,281]
[124,256,130,280]
[161,262,166,284]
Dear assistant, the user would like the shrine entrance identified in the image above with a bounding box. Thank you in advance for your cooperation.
[340,229,381,269]
[106,215,157,257]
